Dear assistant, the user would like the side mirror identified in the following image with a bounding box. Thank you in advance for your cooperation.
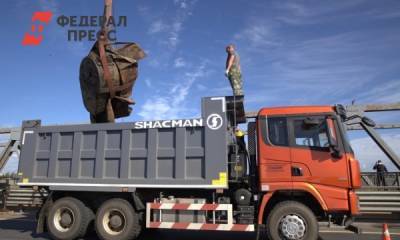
[326,119,342,158]
[362,116,376,127]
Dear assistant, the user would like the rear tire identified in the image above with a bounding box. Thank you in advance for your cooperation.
[47,197,92,240]
[266,201,318,240]
[95,198,141,240]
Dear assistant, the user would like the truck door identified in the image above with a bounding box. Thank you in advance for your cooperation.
[258,116,292,188]
[288,115,350,189]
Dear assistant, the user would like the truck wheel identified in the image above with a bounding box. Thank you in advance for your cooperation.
[95,198,141,240]
[266,201,318,240]
[47,197,92,240]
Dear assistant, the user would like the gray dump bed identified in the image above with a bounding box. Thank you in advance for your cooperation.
[18,97,232,191]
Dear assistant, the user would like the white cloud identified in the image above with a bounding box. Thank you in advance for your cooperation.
[192,85,236,98]
[196,84,207,91]
[39,0,60,15]
[174,57,186,68]
[280,2,309,17]
[274,1,365,25]
[137,5,149,16]
[351,80,400,104]
[234,23,280,48]
[275,1,400,26]
[169,21,183,47]
[372,10,400,19]
[146,0,196,49]
[174,0,188,9]
[210,86,232,95]
[138,98,172,120]
[144,78,152,88]
[148,20,168,34]
[138,63,207,120]
[148,59,161,68]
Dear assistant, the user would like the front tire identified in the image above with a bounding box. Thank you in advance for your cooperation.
[47,197,92,240]
[95,198,142,240]
[266,201,318,240]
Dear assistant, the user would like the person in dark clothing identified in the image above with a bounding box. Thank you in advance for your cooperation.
[373,160,388,186]
[235,128,246,154]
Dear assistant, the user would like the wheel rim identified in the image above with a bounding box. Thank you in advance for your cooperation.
[279,214,307,240]
[53,207,75,232]
[102,209,126,235]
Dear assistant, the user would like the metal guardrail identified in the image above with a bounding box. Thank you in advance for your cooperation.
[0,179,47,209]
[357,191,400,213]
[2,187,46,207]
[357,173,400,213]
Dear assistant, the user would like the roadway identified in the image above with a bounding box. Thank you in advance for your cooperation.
[0,211,399,240]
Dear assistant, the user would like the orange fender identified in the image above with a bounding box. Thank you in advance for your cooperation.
[257,183,328,224]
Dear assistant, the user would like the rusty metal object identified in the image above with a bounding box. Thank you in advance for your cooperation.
[79,42,146,123]
[79,0,146,123]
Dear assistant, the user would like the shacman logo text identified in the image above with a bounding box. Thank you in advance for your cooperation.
[22,11,128,46]
[22,11,53,46]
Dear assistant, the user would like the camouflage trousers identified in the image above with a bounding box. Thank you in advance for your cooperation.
[228,67,244,96]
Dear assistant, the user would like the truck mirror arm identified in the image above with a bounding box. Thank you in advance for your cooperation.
[345,114,376,127]
[330,145,343,159]
[345,114,400,170]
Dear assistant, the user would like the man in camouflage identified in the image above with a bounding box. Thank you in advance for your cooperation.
[225,44,244,96]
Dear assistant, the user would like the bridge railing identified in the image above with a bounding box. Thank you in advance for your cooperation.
[360,172,400,190]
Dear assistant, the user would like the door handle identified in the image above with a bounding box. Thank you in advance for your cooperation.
[291,167,303,176]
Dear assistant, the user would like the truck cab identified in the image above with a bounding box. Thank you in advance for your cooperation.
[251,105,361,239]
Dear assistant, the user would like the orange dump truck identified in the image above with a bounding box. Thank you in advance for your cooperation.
[18,96,361,240]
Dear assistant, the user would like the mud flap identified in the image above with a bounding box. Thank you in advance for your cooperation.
[131,192,145,211]
[344,216,362,234]
[345,224,362,234]
[36,191,53,234]
[255,224,266,240]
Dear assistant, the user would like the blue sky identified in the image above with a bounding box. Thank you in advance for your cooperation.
[1,0,400,172]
